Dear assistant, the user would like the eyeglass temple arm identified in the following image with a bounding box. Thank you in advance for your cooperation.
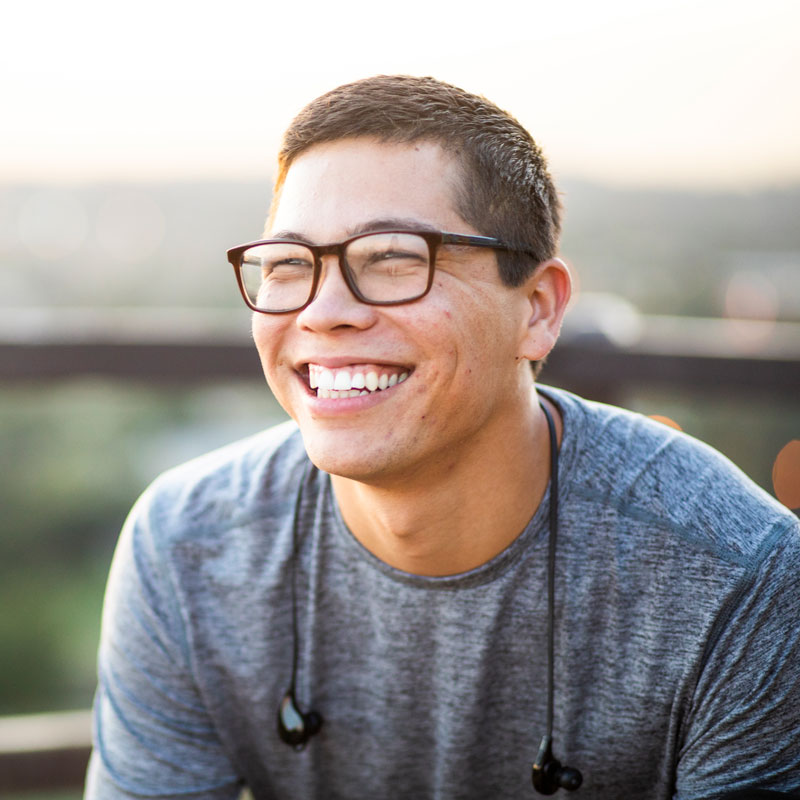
[440,232,536,258]
[441,232,504,247]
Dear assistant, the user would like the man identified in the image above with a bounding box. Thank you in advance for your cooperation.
[86,76,800,799]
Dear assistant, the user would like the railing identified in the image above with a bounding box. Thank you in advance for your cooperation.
[0,710,91,794]
[2,306,799,397]
[1,305,798,793]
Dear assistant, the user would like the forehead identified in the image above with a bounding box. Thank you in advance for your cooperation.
[269,138,472,240]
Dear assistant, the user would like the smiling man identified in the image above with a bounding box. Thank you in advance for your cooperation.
[86,76,800,799]
[249,136,567,576]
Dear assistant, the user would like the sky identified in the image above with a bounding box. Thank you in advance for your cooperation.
[2,0,799,189]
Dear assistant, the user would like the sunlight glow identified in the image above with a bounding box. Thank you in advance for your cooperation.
[2,0,799,187]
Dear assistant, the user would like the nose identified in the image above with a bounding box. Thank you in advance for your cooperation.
[295,254,377,332]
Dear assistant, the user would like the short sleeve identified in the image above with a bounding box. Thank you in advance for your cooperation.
[675,519,800,798]
[85,488,242,799]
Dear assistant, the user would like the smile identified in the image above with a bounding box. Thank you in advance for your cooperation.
[307,363,410,399]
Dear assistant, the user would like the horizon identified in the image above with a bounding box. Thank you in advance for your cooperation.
[3,174,800,196]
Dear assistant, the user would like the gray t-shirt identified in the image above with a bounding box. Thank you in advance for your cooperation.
[86,387,800,799]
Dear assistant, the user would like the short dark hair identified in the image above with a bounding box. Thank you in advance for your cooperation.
[271,74,561,287]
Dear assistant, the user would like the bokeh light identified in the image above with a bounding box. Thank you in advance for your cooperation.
[724,271,779,320]
[94,190,165,264]
[649,415,683,431]
[17,190,88,261]
[773,440,800,510]
[722,271,780,351]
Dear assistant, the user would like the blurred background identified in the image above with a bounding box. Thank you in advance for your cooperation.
[1,0,798,794]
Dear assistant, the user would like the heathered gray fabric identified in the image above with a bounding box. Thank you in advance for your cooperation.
[86,386,800,799]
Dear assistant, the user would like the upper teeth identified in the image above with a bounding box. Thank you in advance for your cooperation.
[308,365,408,396]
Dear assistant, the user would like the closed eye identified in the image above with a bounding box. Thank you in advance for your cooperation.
[259,259,313,285]
[362,249,426,268]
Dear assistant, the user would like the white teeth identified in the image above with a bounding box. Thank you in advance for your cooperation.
[309,364,410,399]
[333,371,352,391]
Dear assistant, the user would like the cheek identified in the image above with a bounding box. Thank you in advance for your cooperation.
[423,289,513,359]
[251,317,290,373]
[454,298,516,357]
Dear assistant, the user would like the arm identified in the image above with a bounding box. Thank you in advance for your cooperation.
[675,519,800,799]
[85,487,242,799]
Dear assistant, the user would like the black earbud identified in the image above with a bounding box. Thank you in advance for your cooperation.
[532,735,583,794]
[277,689,323,750]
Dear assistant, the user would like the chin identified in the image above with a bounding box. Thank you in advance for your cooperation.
[305,453,381,482]
[299,431,402,484]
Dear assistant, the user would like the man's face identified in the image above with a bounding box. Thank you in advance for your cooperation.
[253,137,536,484]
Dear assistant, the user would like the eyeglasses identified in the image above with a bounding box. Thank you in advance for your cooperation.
[227,229,530,314]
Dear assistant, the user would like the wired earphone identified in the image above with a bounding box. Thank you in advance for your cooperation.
[530,404,583,794]
[277,402,583,794]
[276,463,324,749]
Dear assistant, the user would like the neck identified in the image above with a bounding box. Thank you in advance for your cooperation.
[331,388,562,576]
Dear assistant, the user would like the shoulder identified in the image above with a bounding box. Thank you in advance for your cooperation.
[542,386,798,568]
[128,419,308,552]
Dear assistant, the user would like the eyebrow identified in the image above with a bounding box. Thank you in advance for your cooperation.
[266,230,315,244]
[348,218,439,237]
[268,218,440,244]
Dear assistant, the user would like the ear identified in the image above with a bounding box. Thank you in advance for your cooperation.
[517,258,572,362]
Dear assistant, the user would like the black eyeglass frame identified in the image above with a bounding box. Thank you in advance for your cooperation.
[226,229,534,314]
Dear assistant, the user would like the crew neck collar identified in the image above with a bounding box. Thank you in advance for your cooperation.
[321,385,582,590]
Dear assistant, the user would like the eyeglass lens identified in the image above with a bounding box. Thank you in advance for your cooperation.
[239,232,431,312]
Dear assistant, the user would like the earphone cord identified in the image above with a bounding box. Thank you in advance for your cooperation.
[288,461,313,695]
[541,402,559,740]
